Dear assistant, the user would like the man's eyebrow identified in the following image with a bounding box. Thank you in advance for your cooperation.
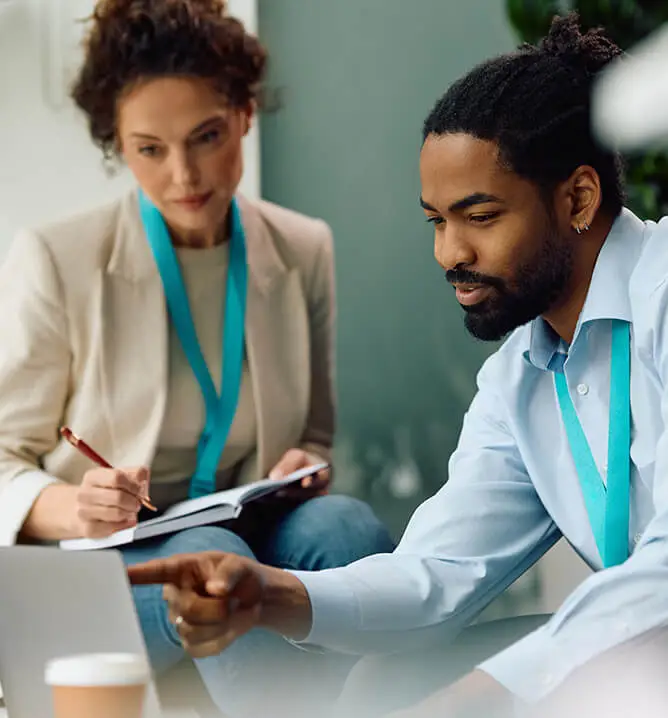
[448,193,504,212]
[419,197,438,211]
[419,193,504,213]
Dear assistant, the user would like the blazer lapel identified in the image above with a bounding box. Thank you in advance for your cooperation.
[238,196,311,479]
[99,192,169,466]
[94,192,310,478]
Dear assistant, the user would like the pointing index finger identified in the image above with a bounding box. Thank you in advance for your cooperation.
[127,557,188,586]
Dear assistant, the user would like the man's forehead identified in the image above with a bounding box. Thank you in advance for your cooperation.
[420,133,510,208]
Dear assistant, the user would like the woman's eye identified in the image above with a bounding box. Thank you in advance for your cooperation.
[139,145,161,158]
[196,129,221,144]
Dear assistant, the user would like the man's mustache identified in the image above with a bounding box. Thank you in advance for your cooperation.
[445,268,505,292]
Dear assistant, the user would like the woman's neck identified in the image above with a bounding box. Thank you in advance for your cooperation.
[170,212,230,249]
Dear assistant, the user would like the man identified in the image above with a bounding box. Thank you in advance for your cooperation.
[129,15,668,717]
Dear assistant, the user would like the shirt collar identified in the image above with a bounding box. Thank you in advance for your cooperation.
[524,208,646,371]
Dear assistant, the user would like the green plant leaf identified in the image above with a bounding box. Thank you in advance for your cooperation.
[506,0,563,43]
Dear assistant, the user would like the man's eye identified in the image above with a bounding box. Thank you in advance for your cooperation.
[469,212,500,224]
[426,216,445,225]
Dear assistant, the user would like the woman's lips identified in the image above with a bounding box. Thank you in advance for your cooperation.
[174,191,213,211]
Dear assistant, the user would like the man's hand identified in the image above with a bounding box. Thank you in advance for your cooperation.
[128,551,312,657]
[388,670,514,718]
[269,448,330,498]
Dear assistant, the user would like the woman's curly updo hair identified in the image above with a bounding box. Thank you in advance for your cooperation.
[71,0,267,159]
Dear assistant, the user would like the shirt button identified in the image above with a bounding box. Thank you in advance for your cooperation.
[577,383,589,396]
[634,533,642,545]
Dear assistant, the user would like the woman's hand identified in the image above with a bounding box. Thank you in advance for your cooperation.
[268,449,330,498]
[72,466,150,538]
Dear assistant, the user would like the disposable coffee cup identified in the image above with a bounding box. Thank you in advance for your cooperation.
[45,653,150,718]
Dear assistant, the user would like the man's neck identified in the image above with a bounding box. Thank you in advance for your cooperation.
[542,214,615,344]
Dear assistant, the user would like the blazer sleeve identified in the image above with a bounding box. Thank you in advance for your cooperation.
[299,221,335,466]
[0,230,72,545]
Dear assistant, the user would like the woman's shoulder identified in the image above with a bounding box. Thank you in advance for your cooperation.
[240,195,333,256]
[17,193,131,268]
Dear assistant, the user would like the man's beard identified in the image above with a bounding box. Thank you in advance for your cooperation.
[447,228,574,342]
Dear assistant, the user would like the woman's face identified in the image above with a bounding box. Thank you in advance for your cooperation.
[117,76,252,243]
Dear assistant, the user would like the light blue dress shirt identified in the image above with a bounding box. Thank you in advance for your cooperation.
[292,209,668,703]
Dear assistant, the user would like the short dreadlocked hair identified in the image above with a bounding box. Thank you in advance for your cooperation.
[423,14,625,216]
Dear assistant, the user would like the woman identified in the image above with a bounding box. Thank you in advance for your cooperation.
[0,0,394,714]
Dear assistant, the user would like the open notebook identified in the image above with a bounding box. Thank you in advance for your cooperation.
[60,463,328,551]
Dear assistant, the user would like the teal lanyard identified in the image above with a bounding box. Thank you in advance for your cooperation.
[553,320,631,568]
[138,190,248,498]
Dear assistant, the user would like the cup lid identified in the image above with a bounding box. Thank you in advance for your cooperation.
[45,653,150,687]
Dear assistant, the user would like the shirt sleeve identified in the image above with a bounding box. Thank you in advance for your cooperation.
[291,358,560,654]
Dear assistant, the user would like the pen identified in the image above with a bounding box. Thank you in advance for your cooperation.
[59,426,158,512]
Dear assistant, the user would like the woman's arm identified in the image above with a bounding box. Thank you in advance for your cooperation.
[0,229,73,545]
[299,221,336,465]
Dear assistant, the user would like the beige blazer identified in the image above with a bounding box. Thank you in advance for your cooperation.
[0,191,335,545]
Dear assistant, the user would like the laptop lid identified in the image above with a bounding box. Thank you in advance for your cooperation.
[0,547,161,718]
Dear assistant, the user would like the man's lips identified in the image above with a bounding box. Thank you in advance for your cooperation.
[453,284,493,306]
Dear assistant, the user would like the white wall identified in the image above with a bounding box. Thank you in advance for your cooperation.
[0,0,259,256]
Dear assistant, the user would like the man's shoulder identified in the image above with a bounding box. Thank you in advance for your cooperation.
[630,216,668,332]
[631,216,668,296]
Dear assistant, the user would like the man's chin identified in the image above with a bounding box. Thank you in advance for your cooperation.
[463,309,528,342]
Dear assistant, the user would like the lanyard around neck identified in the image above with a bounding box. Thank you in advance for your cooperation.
[553,319,631,568]
[138,190,248,498]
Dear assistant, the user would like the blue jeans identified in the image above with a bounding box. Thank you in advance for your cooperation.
[122,495,395,717]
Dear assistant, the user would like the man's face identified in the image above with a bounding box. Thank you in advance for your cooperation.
[420,133,574,341]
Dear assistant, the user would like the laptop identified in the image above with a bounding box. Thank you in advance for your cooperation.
[0,546,162,718]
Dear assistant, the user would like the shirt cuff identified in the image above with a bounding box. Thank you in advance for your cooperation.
[477,625,565,704]
[286,569,362,649]
[0,470,61,546]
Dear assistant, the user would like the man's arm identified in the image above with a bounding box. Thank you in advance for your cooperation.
[289,369,559,654]
[130,357,559,655]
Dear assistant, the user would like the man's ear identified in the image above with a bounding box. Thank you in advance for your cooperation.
[556,165,603,234]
